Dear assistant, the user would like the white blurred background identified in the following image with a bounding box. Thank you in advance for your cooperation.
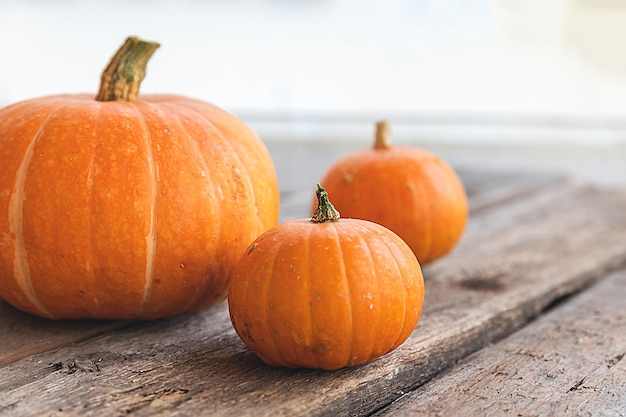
[1,0,626,189]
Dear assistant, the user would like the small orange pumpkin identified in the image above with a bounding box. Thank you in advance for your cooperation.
[0,37,279,319]
[315,121,468,265]
[229,185,425,370]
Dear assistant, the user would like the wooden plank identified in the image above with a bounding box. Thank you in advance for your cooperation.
[455,168,567,214]
[0,301,132,367]
[1,183,626,416]
[375,269,626,417]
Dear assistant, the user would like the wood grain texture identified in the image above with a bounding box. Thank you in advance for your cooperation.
[457,169,566,214]
[0,301,131,367]
[1,176,625,417]
[375,270,626,417]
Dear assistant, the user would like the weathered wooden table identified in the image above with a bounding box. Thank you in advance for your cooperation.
[1,169,625,416]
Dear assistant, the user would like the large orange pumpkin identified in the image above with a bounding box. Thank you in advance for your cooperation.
[229,185,424,370]
[0,37,279,320]
[315,121,468,265]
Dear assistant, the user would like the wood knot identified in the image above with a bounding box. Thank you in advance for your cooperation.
[459,277,505,292]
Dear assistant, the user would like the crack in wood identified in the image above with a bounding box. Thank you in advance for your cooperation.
[458,277,505,292]
[0,402,18,413]
[123,388,192,414]
[568,377,586,392]
[608,352,625,368]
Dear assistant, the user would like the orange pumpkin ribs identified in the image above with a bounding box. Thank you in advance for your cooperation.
[315,121,468,265]
[0,37,279,320]
[229,184,425,370]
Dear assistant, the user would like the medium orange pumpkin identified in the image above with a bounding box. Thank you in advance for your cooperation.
[315,121,468,265]
[0,37,279,320]
[229,185,424,370]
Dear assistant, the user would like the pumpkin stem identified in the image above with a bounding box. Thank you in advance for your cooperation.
[374,120,392,149]
[312,184,340,223]
[96,36,160,102]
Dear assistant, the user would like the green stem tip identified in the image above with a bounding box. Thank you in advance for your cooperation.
[96,36,160,102]
[312,184,340,223]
